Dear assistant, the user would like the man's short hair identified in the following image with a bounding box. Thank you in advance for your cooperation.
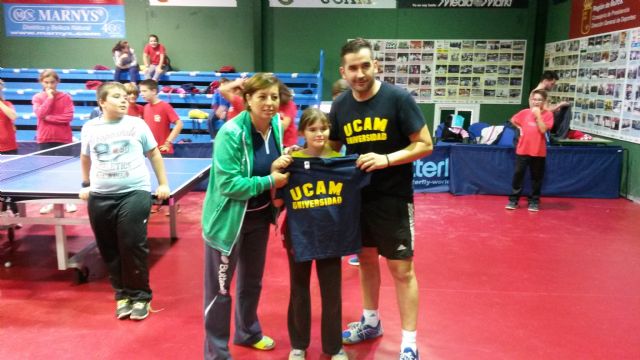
[540,70,559,82]
[340,38,373,64]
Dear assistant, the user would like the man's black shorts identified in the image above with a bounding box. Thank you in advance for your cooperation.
[360,195,415,260]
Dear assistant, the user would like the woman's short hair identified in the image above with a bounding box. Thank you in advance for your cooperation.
[242,73,282,108]
[39,69,60,82]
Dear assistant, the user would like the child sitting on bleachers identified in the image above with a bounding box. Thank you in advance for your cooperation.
[112,40,140,83]
[143,34,168,82]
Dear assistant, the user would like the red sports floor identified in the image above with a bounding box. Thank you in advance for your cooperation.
[1,192,639,359]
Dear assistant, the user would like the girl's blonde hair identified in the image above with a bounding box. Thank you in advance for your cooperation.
[123,82,139,97]
[298,107,330,133]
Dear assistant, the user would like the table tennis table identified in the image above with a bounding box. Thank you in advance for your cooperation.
[0,152,211,281]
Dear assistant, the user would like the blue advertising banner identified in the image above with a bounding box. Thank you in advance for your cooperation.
[3,0,125,39]
[413,145,450,193]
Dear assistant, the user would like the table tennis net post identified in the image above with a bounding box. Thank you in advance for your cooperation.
[0,142,82,182]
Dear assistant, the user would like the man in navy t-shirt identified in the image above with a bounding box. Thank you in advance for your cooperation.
[329,38,433,360]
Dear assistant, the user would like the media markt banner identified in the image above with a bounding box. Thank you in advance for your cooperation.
[2,0,125,38]
[270,0,396,9]
[398,0,528,8]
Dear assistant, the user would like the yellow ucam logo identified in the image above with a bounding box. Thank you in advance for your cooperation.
[344,117,388,144]
[290,180,343,210]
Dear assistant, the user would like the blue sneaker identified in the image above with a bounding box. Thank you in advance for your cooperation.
[400,347,419,360]
[342,316,383,344]
[347,256,360,266]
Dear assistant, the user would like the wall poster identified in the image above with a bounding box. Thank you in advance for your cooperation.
[2,0,125,39]
[544,27,640,144]
[368,38,526,104]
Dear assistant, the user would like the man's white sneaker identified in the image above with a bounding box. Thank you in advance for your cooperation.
[65,203,77,213]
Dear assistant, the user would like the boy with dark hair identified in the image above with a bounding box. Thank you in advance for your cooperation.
[535,70,570,112]
[329,37,433,360]
[139,79,183,156]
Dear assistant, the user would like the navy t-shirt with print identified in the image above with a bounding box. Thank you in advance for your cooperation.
[329,82,426,199]
[282,155,370,262]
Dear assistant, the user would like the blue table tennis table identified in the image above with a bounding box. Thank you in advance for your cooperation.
[0,154,211,280]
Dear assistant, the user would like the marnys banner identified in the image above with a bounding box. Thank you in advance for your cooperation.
[2,0,125,38]
[149,0,236,6]
[269,0,396,8]
[398,0,528,8]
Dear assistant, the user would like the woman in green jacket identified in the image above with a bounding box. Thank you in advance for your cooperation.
[202,73,292,360]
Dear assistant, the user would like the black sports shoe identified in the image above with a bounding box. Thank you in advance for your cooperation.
[116,299,133,319]
[528,203,539,212]
[505,200,518,210]
[130,301,150,320]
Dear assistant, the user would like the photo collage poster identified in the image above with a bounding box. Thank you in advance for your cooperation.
[369,38,526,104]
[544,27,640,144]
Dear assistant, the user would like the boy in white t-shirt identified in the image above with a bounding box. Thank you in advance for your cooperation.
[79,82,170,320]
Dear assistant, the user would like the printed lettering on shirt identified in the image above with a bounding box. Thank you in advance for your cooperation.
[154,114,161,122]
[343,116,388,144]
[94,139,133,179]
[289,180,344,210]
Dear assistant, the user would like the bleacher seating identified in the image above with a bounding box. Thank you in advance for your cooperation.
[1,51,324,142]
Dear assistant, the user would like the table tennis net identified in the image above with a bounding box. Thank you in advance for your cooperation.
[0,142,81,182]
